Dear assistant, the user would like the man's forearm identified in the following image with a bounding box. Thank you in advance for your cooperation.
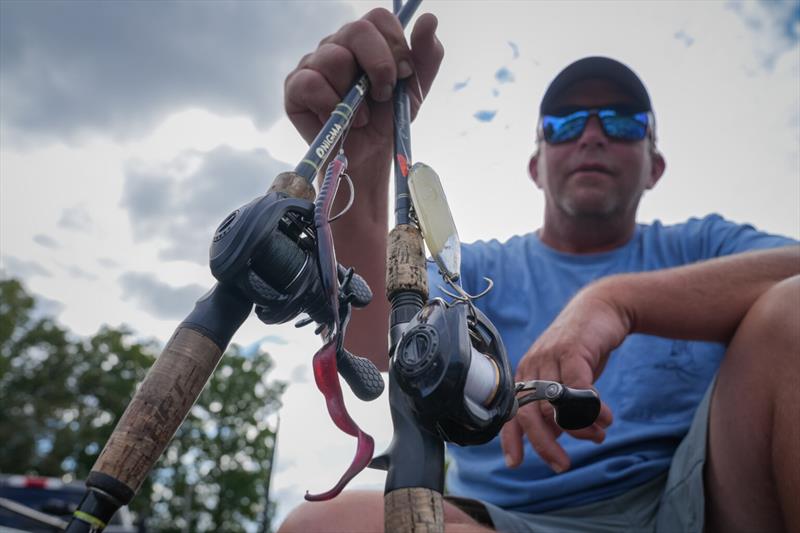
[595,245,800,343]
[330,149,393,369]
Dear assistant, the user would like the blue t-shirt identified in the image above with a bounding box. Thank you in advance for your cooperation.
[427,214,794,513]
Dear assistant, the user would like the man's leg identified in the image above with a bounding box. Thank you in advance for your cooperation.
[277,490,495,533]
[705,275,799,533]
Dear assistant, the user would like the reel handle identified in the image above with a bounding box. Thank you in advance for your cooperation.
[341,266,372,308]
[337,348,385,401]
[515,380,601,431]
[549,385,601,431]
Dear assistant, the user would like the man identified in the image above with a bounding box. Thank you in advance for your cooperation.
[279,8,798,533]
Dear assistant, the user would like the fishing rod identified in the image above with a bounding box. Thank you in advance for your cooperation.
[371,2,603,531]
[64,3,423,531]
[373,0,446,526]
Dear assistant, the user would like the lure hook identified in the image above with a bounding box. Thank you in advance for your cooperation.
[328,172,355,223]
[439,276,494,303]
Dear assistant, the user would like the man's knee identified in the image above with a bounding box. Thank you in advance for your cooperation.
[708,275,800,533]
[732,274,799,361]
[277,490,384,533]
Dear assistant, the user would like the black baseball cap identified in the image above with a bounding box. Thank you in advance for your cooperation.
[539,56,653,115]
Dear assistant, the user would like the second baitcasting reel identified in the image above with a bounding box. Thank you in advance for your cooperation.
[393,296,602,445]
[394,297,514,445]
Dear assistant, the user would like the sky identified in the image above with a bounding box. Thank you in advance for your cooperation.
[1,0,798,528]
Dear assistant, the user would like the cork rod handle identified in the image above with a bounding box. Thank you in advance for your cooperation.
[384,488,444,533]
[90,326,224,494]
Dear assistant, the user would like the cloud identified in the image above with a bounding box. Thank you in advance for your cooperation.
[97,258,120,269]
[34,234,59,249]
[0,1,353,144]
[33,294,65,319]
[240,335,289,357]
[727,0,800,69]
[119,271,207,320]
[58,206,93,232]
[121,145,290,264]
[473,110,498,123]
[1,255,52,279]
[62,264,98,281]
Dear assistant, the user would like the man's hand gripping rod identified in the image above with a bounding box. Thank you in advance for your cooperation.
[64,2,422,530]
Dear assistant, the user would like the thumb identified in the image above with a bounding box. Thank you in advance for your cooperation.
[499,417,524,468]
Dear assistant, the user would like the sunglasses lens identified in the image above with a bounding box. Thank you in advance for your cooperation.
[599,110,649,141]
[542,111,589,143]
[542,109,649,144]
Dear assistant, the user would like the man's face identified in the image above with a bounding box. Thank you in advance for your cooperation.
[530,79,665,220]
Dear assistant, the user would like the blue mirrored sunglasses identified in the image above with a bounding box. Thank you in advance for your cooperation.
[541,108,651,144]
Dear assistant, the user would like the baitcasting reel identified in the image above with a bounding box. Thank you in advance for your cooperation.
[393,297,601,445]
[209,189,372,328]
[209,187,384,402]
[392,297,515,445]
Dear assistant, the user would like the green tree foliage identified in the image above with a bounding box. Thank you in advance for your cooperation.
[0,278,286,532]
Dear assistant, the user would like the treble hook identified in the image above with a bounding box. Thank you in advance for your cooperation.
[439,275,494,302]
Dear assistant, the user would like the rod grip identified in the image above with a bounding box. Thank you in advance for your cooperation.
[384,488,444,533]
[386,224,429,299]
[89,326,224,496]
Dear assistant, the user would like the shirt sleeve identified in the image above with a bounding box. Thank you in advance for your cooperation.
[682,214,797,261]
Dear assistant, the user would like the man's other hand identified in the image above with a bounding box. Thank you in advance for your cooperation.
[500,285,622,473]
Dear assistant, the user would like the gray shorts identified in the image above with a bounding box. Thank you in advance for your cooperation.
[448,379,714,533]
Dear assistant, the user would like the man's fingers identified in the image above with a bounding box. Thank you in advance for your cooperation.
[409,13,442,94]
[537,398,564,438]
[517,403,570,473]
[567,424,605,443]
[408,13,443,118]
[363,7,416,77]
[324,9,412,103]
[499,418,524,468]
[559,355,595,391]
[596,400,613,428]
[295,43,358,99]
[285,8,441,138]
[284,68,343,143]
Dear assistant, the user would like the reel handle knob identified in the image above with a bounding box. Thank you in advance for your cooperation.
[340,265,372,308]
[337,349,385,401]
[549,385,601,431]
